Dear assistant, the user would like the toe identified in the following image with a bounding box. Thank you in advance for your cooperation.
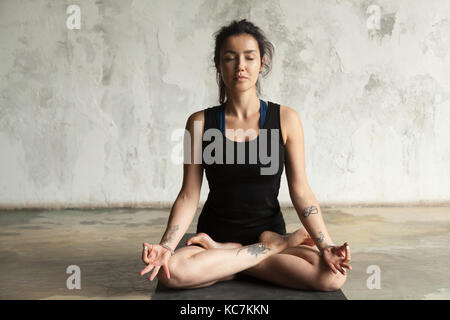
[186,236,198,245]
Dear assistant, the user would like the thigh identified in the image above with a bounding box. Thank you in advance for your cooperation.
[281,245,322,266]
[168,244,206,268]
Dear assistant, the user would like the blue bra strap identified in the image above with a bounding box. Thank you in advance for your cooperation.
[260,99,267,129]
[218,99,268,135]
[218,105,225,135]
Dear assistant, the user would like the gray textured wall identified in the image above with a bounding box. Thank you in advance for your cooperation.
[0,0,449,209]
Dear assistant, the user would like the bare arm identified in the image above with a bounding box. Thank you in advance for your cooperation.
[159,110,205,251]
[282,106,334,252]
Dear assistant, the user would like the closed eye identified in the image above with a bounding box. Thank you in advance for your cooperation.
[225,58,254,61]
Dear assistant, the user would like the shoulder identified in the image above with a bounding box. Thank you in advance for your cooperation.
[279,104,303,144]
[186,104,224,128]
[187,109,205,123]
[279,104,299,119]
[185,108,206,130]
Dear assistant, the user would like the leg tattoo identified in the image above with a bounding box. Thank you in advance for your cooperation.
[236,243,271,257]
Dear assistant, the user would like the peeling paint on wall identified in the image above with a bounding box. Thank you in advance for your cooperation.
[0,0,449,208]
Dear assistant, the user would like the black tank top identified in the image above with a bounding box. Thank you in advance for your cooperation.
[197,99,287,245]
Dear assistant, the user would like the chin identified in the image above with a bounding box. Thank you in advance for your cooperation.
[231,81,255,87]
[230,86,253,92]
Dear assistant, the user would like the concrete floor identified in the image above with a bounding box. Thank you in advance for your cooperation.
[0,206,449,300]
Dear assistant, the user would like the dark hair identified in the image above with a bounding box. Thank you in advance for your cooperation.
[212,19,275,104]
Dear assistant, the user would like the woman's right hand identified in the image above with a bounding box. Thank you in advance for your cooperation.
[139,242,172,281]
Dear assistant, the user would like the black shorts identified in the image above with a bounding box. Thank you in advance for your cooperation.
[196,213,287,246]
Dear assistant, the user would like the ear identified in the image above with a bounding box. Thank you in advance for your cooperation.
[260,55,266,72]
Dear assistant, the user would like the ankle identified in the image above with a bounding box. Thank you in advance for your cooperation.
[259,231,286,252]
[262,239,286,253]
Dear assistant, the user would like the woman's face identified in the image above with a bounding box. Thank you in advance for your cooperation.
[219,34,266,93]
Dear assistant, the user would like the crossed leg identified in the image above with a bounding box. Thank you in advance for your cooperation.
[241,245,347,291]
[156,229,306,289]
[156,229,346,291]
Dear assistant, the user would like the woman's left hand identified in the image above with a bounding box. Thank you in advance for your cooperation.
[321,242,352,275]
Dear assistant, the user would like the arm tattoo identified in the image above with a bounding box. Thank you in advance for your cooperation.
[316,231,325,243]
[302,205,319,218]
[236,243,271,257]
[161,225,179,245]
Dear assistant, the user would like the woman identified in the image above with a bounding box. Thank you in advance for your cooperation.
[140,19,352,291]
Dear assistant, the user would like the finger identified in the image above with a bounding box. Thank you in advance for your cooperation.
[344,243,351,262]
[142,243,151,264]
[140,264,154,276]
[335,263,346,275]
[333,260,345,274]
[334,245,344,258]
[143,242,153,249]
[327,262,338,274]
[163,263,171,279]
[338,244,347,257]
[149,266,160,281]
[341,263,352,270]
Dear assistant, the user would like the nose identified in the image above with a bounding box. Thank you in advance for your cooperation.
[236,57,245,72]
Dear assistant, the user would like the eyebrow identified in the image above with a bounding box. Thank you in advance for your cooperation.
[224,50,257,54]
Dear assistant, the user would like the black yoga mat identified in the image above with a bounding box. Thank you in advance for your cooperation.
[152,233,347,300]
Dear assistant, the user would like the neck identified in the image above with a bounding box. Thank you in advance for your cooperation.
[224,90,260,120]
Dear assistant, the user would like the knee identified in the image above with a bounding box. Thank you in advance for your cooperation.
[156,258,191,289]
[157,270,182,289]
[315,273,347,292]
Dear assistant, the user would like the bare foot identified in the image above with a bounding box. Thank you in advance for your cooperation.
[186,233,242,250]
[258,230,289,251]
[258,228,314,251]
[297,228,316,247]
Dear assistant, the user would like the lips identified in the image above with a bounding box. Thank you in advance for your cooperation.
[235,76,248,80]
